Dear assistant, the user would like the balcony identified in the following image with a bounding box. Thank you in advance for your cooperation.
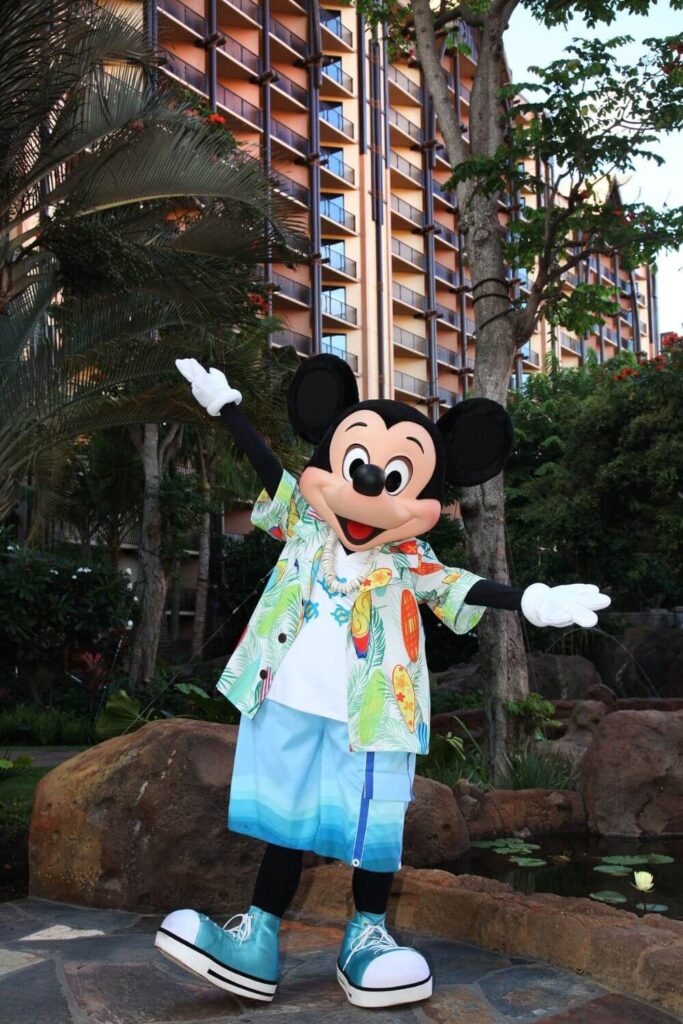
[320,198,356,233]
[271,329,312,355]
[395,327,427,355]
[438,386,460,408]
[435,303,460,329]
[604,326,619,345]
[270,17,306,59]
[559,331,582,355]
[393,282,426,313]
[216,34,260,76]
[320,105,355,141]
[437,344,461,368]
[271,71,308,109]
[390,194,423,229]
[158,0,205,38]
[394,370,428,400]
[321,247,357,279]
[433,180,456,209]
[271,117,308,157]
[392,237,425,271]
[272,271,311,307]
[389,107,422,145]
[322,340,359,371]
[458,23,480,63]
[389,150,422,187]
[216,81,262,129]
[162,49,208,95]
[434,222,459,250]
[320,10,353,49]
[272,171,309,206]
[322,292,358,325]
[218,0,262,27]
[434,260,458,288]
[387,64,421,105]
[520,346,540,366]
[321,62,354,96]
[321,151,355,187]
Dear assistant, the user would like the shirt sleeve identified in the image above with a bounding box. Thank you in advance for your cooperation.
[413,539,487,635]
[251,469,307,540]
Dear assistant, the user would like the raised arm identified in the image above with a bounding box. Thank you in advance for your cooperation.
[465,578,610,627]
[176,358,283,500]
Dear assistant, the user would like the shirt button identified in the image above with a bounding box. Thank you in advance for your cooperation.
[278,633,287,643]
[259,670,268,680]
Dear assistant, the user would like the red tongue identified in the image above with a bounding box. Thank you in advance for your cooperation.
[347,520,374,541]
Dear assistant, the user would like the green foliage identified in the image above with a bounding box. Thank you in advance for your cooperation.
[160,471,213,568]
[0,754,33,781]
[506,339,683,610]
[504,693,562,740]
[0,766,52,838]
[417,723,489,788]
[94,689,151,740]
[174,683,239,724]
[213,530,285,658]
[430,688,484,715]
[496,747,579,790]
[0,707,90,746]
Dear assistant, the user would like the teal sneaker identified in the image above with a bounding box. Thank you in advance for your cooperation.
[336,910,433,1008]
[155,906,280,1001]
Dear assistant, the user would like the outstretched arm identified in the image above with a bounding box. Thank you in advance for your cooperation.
[465,578,611,627]
[465,579,523,610]
[176,358,283,500]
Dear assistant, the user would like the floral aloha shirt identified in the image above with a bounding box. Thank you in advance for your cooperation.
[217,470,486,754]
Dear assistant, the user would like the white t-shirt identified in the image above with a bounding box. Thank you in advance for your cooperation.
[265,543,370,722]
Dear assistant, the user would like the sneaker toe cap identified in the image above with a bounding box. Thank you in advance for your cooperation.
[363,948,430,988]
[160,909,201,944]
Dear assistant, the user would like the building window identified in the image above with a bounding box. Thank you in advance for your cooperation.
[322,333,347,359]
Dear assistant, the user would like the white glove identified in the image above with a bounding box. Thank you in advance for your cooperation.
[175,358,242,416]
[521,582,611,629]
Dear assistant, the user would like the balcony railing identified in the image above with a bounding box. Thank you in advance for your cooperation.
[460,82,471,102]
[434,181,456,207]
[434,222,459,248]
[320,198,356,231]
[272,271,311,305]
[395,327,427,354]
[434,260,458,287]
[322,292,358,324]
[520,346,540,366]
[389,150,422,184]
[158,0,205,34]
[465,316,476,335]
[320,10,353,46]
[322,247,357,277]
[217,34,260,73]
[271,117,308,155]
[320,106,354,138]
[162,49,208,93]
[322,62,354,92]
[390,193,423,227]
[458,23,480,62]
[604,326,618,344]
[435,303,460,328]
[272,171,309,205]
[436,345,461,368]
[220,0,262,22]
[437,386,460,407]
[559,331,582,354]
[387,64,421,100]
[392,237,424,269]
[393,282,425,311]
[216,81,262,127]
[394,371,428,398]
[272,70,308,107]
[270,17,306,56]
[321,151,355,184]
[322,340,359,371]
[271,329,312,355]
[388,107,422,143]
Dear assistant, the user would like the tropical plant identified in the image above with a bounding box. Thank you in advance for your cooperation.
[496,747,578,790]
[355,0,683,782]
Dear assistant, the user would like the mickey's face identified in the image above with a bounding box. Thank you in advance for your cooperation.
[300,410,442,550]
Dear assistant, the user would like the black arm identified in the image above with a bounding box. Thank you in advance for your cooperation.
[465,579,524,611]
[219,403,283,500]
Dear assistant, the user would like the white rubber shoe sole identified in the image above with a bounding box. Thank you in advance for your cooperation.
[154,927,277,1002]
[336,964,433,1008]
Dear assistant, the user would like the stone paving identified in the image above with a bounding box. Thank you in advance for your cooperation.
[1,898,681,1024]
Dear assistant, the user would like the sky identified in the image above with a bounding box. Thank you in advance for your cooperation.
[504,2,683,334]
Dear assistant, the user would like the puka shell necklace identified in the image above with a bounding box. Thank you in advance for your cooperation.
[321,531,374,596]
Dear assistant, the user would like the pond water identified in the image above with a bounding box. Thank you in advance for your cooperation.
[442,833,683,921]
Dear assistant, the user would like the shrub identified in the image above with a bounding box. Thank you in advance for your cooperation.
[496,746,579,790]
[0,706,90,746]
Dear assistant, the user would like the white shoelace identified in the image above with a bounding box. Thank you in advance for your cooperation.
[342,923,398,970]
[222,913,253,943]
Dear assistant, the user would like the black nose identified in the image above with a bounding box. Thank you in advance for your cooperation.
[352,463,386,497]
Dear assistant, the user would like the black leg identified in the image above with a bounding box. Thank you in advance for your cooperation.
[251,843,304,918]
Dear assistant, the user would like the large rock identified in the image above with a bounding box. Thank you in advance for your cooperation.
[537,699,607,764]
[617,629,683,699]
[453,779,585,837]
[403,775,469,865]
[581,710,683,836]
[29,719,261,914]
[527,653,607,701]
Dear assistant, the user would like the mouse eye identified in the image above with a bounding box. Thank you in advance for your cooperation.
[342,445,369,482]
[384,457,412,494]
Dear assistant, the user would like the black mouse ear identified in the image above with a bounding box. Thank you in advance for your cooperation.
[437,398,513,487]
[287,354,359,444]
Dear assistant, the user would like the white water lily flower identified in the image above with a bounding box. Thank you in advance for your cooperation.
[133,596,139,603]
[126,620,134,630]
[50,569,59,575]
[632,870,655,892]
[127,582,133,591]
[124,568,133,576]
[76,567,92,574]
[71,574,77,579]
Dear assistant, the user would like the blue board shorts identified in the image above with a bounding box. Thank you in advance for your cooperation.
[228,699,416,873]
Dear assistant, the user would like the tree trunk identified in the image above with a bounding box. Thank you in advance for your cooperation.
[192,506,211,658]
[128,424,168,691]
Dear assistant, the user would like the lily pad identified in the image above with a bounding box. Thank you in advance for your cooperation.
[509,857,547,867]
[646,854,675,865]
[600,855,650,866]
[635,902,668,913]
[589,890,628,904]
[593,864,632,876]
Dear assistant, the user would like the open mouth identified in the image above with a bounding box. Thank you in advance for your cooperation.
[336,516,385,546]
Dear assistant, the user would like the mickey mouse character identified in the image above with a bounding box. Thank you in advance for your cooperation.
[155,355,609,1009]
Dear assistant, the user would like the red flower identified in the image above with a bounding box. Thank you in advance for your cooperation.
[206,113,227,125]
